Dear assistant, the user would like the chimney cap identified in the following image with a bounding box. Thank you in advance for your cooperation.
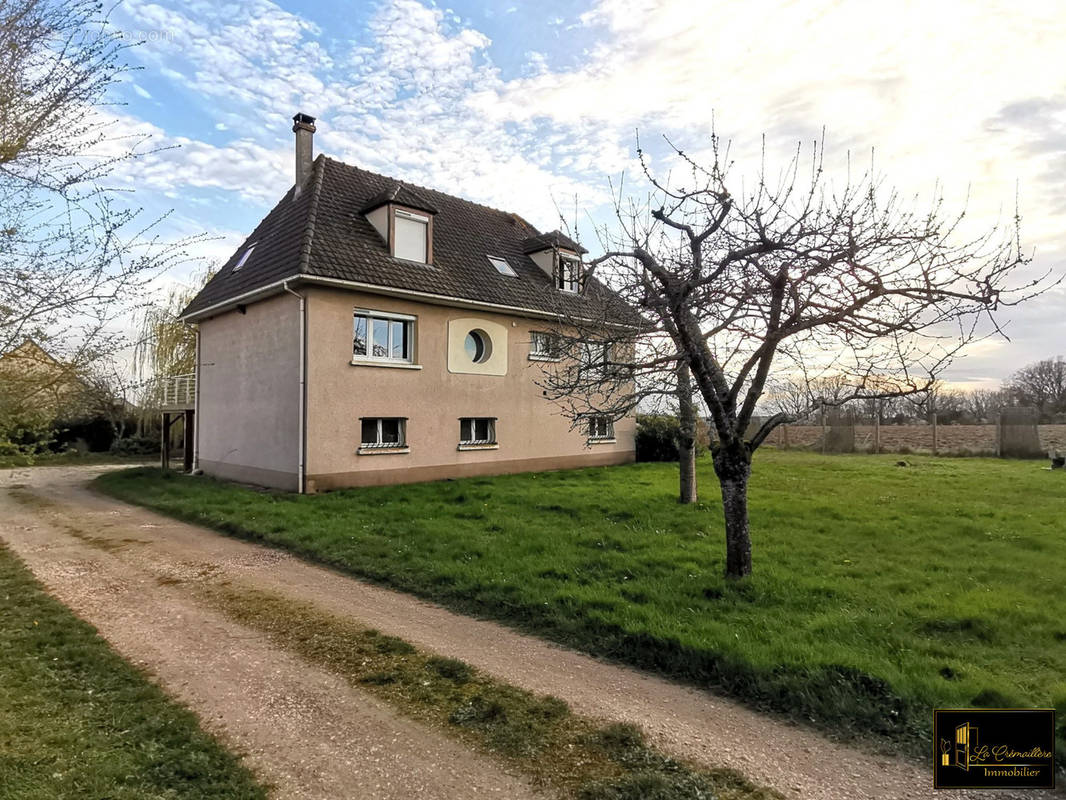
[292,112,316,131]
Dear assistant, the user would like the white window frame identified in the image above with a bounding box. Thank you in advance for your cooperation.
[529,331,561,361]
[393,208,429,263]
[557,254,581,292]
[353,309,416,365]
[587,416,615,442]
[580,341,610,375]
[458,417,498,450]
[358,417,408,454]
[232,242,257,272]
[488,255,517,277]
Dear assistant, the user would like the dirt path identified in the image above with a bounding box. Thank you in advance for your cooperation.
[0,465,1056,800]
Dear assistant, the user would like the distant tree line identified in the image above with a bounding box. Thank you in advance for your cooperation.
[769,355,1066,425]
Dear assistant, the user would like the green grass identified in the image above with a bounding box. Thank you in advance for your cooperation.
[94,451,1066,760]
[202,582,775,799]
[0,544,266,800]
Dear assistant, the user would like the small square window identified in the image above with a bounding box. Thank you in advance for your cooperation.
[360,417,406,448]
[587,416,614,440]
[459,417,496,445]
[488,256,517,277]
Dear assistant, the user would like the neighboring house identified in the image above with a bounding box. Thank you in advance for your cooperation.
[0,339,88,420]
[180,113,638,492]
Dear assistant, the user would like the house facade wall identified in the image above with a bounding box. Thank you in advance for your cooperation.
[196,292,301,490]
[304,286,635,489]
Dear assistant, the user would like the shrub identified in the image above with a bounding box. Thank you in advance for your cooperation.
[110,435,160,456]
[53,416,117,452]
[635,414,707,462]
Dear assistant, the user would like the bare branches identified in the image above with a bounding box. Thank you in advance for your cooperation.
[545,131,1054,456]
[0,0,205,365]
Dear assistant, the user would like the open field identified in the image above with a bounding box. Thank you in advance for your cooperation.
[96,452,1066,759]
[0,544,265,800]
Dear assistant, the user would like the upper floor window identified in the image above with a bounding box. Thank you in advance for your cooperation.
[394,209,429,263]
[580,341,610,374]
[529,331,562,361]
[557,255,581,292]
[353,309,414,363]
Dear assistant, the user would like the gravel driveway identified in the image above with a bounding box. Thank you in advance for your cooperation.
[0,465,1058,800]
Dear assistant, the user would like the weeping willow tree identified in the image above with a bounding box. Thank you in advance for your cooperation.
[133,270,212,417]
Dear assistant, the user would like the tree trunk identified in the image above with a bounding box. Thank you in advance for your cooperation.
[713,439,752,578]
[677,361,698,504]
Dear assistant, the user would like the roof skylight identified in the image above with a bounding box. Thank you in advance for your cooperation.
[232,243,257,272]
[488,255,517,277]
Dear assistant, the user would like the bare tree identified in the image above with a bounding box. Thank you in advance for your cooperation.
[543,135,1049,578]
[1008,356,1066,420]
[959,387,1010,422]
[676,361,698,503]
[0,0,201,371]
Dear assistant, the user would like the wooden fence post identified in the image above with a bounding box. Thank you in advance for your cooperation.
[874,410,881,454]
[782,424,790,450]
[821,408,827,455]
[932,412,938,456]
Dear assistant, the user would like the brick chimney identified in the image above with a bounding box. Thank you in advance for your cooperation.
[292,112,316,190]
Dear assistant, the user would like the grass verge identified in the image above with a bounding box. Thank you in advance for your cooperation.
[0,544,265,800]
[94,451,1066,763]
[202,581,778,800]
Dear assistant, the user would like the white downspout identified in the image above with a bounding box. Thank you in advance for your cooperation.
[283,281,306,493]
[193,328,201,472]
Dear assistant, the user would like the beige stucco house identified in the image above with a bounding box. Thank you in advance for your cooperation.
[180,113,637,492]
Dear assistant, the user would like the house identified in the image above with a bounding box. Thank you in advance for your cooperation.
[180,113,638,492]
[0,339,88,421]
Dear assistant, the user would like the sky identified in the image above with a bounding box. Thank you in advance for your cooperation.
[105,0,1065,389]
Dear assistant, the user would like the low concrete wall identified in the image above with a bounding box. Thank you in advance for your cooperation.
[761,424,1066,456]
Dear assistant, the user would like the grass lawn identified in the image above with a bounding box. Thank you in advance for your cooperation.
[95,451,1066,759]
[0,544,265,800]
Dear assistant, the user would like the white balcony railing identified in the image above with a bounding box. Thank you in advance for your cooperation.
[160,372,196,409]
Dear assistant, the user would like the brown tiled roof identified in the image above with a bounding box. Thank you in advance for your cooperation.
[357,183,438,215]
[521,230,587,255]
[182,156,638,325]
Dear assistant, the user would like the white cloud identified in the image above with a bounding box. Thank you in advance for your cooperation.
[108,0,1064,383]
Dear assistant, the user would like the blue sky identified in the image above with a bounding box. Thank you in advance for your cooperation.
[106,0,1065,388]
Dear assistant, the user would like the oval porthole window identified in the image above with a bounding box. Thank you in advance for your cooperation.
[464,329,492,363]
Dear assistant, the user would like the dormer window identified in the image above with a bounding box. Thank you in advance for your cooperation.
[557,254,581,292]
[359,184,438,266]
[394,209,429,263]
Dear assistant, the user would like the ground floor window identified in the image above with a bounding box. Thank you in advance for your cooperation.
[587,416,614,441]
[459,417,496,445]
[360,417,406,448]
